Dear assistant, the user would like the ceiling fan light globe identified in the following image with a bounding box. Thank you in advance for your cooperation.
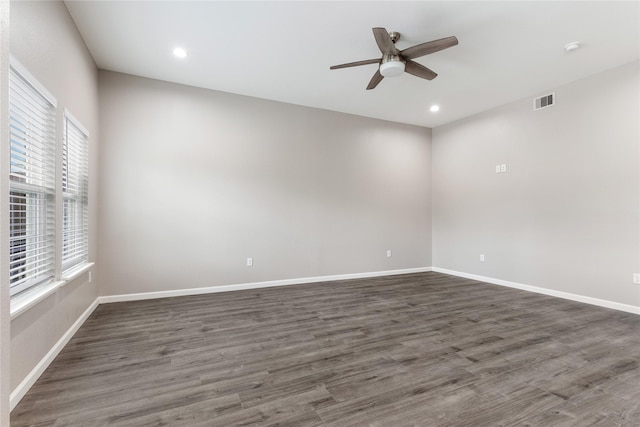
[380,61,405,77]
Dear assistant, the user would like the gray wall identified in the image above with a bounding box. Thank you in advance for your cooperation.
[98,71,432,296]
[8,0,99,392]
[432,61,639,307]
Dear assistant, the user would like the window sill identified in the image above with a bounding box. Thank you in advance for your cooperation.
[62,262,94,283]
[10,262,95,320]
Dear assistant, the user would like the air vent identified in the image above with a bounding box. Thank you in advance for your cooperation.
[533,93,555,111]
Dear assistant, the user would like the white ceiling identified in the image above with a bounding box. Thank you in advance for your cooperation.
[64,1,639,128]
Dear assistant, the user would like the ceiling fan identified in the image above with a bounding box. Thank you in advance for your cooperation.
[330,28,458,90]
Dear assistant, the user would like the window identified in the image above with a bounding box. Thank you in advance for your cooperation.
[9,62,57,296]
[7,60,91,301]
[62,113,89,271]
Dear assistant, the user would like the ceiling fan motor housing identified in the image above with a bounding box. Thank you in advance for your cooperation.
[380,54,405,77]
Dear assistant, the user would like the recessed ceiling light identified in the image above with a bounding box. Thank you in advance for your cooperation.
[173,47,188,58]
[430,105,440,113]
[564,42,581,53]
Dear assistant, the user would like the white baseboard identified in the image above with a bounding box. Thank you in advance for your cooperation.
[98,267,434,304]
[10,297,100,411]
[432,267,640,315]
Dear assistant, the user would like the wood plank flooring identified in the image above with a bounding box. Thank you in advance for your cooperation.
[10,272,640,426]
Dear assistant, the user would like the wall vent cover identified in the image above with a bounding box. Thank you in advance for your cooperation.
[533,93,555,110]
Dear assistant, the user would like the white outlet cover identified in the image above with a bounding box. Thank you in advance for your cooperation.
[480,254,485,261]
[247,258,253,267]
[495,165,501,173]
[501,164,507,172]
[634,273,640,284]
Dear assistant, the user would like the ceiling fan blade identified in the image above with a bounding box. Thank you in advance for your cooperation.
[372,27,399,55]
[366,69,384,90]
[405,60,438,80]
[330,58,381,70]
[401,36,458,60]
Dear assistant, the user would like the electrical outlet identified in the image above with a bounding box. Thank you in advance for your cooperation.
[634,273,640,284]
[246,258,253,267]
[386,250,392,258]
[501,164,507,173]
[495,165,501,173]
[480,254,485,262]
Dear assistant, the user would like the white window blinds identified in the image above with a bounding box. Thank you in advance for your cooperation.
[9,63,57,296]
[62,114,89,271]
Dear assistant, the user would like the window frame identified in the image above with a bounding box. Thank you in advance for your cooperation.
[61,110,89,273]
[8,58,57,297]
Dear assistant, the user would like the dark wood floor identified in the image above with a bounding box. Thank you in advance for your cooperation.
[11,272,640,426]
